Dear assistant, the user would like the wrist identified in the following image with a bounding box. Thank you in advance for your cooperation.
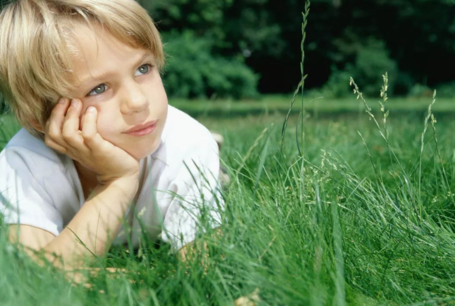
[109,174,139,193]
[97,170,140,185]
[92,174,139,203]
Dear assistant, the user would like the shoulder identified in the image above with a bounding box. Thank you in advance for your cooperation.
[151,105,219,177]
[161,105,217,152]
[1,130,77,236]
[1,129,67,177]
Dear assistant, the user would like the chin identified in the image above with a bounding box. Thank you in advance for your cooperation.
[127,148,155,160]
[126,139,161,160]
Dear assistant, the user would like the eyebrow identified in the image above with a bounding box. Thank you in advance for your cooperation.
[79,52,154,89]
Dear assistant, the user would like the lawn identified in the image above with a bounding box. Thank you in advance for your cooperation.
[172,95,455,119]
[1,95,455,305]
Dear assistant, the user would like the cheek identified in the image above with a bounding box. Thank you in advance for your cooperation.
[91,108,119,142]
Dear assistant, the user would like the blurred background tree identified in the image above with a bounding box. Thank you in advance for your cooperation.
[139,0,455,99]
[1,0,455,108]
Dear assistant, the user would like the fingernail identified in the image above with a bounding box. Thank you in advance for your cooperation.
[87,106,96,113]
[59,98,66,104]
[71,99,79,107]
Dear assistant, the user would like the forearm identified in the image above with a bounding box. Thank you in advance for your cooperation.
[42,176,138,267]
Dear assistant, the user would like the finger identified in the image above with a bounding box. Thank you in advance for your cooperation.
[44,137,68,154]
[46,98,70,147]
[81,106,103,149]
[62,99,84,148]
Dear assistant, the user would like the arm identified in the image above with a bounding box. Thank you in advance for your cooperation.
[45,176,137,261]
[9,98,140,268]
[9,176,137,267]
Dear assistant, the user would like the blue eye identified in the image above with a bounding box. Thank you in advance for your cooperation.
[135,64,151,76]
[88,84,108,96]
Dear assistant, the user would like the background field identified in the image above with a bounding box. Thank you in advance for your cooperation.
[2,93,455,305]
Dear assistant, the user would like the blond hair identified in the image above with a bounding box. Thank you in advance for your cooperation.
[0,0,164,137]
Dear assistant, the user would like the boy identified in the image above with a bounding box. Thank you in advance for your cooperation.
[0,0,222,268]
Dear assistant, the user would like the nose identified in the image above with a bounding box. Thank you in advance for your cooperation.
[120,81,149,115]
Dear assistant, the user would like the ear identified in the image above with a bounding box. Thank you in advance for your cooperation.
[31,120,44,133]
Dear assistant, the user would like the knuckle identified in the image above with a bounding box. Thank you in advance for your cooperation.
[47,129,59,140]
[82,131,95,141]
[61,130,72,140]
[44,137,53,147]
[62,132,78,146]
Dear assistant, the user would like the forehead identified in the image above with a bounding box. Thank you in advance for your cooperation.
[66,23,151,89]
[69,24,136,70]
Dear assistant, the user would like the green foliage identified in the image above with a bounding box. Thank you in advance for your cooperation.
[408,83,434,98]
[436,82,455,98]
[162,32,258,99]
[321,69,352,98]
[140,0,302,93]
[139,0,272,98]
[324,39,398,98]
[321,0,455,95]
[0,115,20,150]
[393,72,415,96]
[138,0,455,96]
[139,0,230,43]
[350,40,398,97]
[141,0,281,56]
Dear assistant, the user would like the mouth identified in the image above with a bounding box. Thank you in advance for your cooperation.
[124,120,158,136]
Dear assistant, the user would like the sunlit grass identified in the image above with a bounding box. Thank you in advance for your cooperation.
[2,92,455,304]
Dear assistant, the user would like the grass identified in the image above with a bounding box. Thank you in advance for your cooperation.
[2,92,455,305]
[170,95,455,120]
[0,114,20,150]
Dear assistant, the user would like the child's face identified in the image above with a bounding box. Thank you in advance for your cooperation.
[67,24,168,160]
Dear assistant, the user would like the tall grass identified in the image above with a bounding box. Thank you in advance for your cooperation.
[2,101,455,305]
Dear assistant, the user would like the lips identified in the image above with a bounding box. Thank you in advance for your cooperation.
[124,120,158,136]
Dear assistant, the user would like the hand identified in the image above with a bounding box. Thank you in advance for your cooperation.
[44,98,140,184]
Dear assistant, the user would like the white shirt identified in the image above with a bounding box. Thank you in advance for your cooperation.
[0,105,222,251]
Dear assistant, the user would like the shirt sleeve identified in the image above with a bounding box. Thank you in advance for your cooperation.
[0,148,63,236]
[160,138,224,251]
